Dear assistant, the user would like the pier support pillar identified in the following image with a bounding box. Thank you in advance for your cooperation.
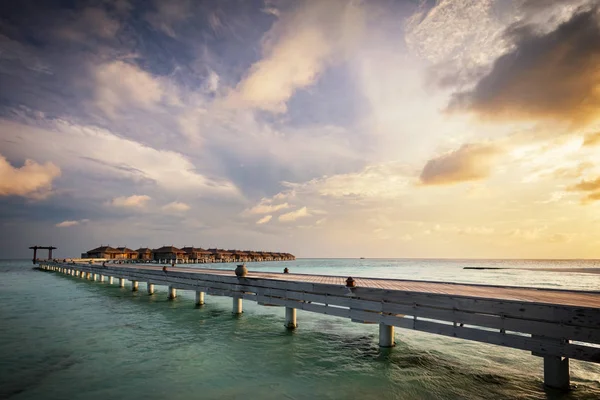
[93,273,98,281]
[119,278,125,288]
[285,307,297,329]
[379,324,395,347]
[132,280,139,291]
[86,272,92,280]
[195,291,205,306]
[544,356,570,390]
[108,276,113,284]
[99,275,105,282]
[147,283,154,295]
[233,297,242,314]
[168,286,177,299]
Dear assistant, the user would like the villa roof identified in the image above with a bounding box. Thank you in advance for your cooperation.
[153,246,184,253]
[117,247,137,253]
[136,247,152,253]
[87,246,120,254]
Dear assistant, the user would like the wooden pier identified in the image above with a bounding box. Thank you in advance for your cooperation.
[39,261,600,390]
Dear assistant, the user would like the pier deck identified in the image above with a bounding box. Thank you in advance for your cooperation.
[40,262,600,390]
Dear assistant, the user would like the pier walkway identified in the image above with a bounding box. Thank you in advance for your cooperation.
[39,262,600,390]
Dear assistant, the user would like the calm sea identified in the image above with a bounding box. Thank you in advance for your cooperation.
[1,258,599,400]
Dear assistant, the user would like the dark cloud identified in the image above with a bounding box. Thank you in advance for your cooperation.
[450,6,600,126]
[569,175,600,203]
[419,143,501,186]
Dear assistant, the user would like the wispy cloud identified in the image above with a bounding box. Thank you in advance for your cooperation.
[162,201,191,212]
[109,195,151,208]
[56,219,89,228]
[279,207,310,222]
[256,215,272,224]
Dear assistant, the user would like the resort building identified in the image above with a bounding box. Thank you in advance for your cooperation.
[136,248,153,261]
[81,244,295,262]
[84,245,122,259]
[116,247,138,259]
[152,246,187,262]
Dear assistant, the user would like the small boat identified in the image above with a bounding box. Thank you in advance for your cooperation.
[360,257,365,259]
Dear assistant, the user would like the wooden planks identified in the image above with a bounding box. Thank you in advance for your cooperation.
[47,262,600,364]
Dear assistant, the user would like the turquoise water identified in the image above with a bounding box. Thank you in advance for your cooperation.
[1,259,599,400]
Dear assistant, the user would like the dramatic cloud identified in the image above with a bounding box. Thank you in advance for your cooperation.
[94,61,164,117]
[56,219,89,228]
[1,119,240,196]
[279,207,310,222]
[256,215,272,225]
[419,144,501,185]
[162,201,191,212]
[0,154,61,199]
[450,7,600,126]
[109,195,151,208]
[230,0,364,112]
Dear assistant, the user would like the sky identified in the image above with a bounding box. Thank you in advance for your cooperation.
[1,0,600,259]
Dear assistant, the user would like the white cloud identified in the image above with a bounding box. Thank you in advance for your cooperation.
[0,153,61,199]
[145,0,191,38]
[256,215,272,224]
[162,201,191,212]
[245,199,291,215]
[287,162,412,199]
[94,61,164,117]
[229,0,364,112]
[279,206,310,222]
[0,119,240,196]
[109,195,151,208]
[56,219,89,228]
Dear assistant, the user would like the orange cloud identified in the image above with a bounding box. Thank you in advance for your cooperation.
[0,154,61,199]
[450,7,600,126]
[419,144,501,185]
[583,132,600,146]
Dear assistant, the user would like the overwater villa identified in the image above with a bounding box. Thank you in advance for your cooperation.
[81,245,295,263]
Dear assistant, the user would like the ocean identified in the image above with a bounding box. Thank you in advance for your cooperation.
[1,258,599,400]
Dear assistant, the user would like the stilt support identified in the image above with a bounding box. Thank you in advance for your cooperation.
[379,324,395,347]
[168,286,177,299]
[285,307,297,329]
[99,275,105,282]
[119,278,125,288]
[108,276,113,284]
[195,291,205,306]
[543,356,570,390]
[132,280,139,291]
[233,297,242,314]
[147,283,154,295]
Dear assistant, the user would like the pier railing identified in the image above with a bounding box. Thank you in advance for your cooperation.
[40,262,600,390]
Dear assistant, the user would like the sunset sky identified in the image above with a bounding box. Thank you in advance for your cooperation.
[1,0,600,259]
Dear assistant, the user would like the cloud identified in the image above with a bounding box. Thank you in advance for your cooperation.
[583,131,600,146]
[55,219,89,228]
[245,199,290,215]
[109,195,151,208]
[1,118,240,196]
[279,207,310,222]
[419,143,501,185]
[0,154,61,199]
[56,7,121,42]
[94,61,164,117]
[229,0,364,112]
[450,6,600,126]
[568,176,600,203]
[256,215,272,225]
[162,201,191,212]
[144,0,191,38]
